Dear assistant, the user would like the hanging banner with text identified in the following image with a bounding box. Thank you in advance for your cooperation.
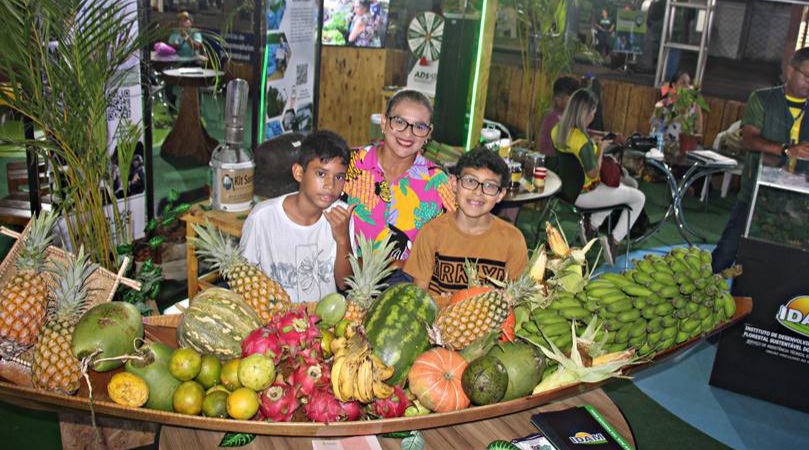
[260,0,320,141]
[710,238,809,413]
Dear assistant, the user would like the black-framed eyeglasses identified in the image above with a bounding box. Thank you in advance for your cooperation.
[459,175,502,196]
[387,115,432,137]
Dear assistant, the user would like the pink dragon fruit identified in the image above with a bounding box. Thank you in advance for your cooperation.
[274,307,322,359]
[259,381,300,422]
[288,360,331,397]
[303,387,362,423]
[242,326,283,364]
[369,385,410,418]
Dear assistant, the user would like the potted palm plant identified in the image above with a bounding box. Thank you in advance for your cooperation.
[0,0,160,271]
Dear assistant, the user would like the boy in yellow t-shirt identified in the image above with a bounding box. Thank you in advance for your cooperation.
[404,147,528,304]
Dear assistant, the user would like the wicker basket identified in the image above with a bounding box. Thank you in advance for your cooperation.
[0,221,141,383]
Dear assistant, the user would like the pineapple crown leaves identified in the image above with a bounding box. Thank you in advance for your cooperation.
[17,209,60,271]
[46,246,99,323]
[462,258,482,288]
[191,221,246,275]
[344,233,397,308]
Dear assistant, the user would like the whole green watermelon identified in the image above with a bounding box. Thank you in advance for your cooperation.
[363,283,438,386]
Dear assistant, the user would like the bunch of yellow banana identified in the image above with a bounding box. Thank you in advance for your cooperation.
[330,333,395,403]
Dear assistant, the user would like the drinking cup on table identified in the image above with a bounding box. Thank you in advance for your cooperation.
[533,167,547,192]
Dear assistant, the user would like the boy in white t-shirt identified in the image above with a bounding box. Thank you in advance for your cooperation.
[240,130,355,303]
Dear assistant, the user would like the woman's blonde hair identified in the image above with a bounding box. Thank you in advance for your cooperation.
[554,88,598,150]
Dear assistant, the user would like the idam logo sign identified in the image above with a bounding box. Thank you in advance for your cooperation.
[569,431,608,445]
[776,296,809,338]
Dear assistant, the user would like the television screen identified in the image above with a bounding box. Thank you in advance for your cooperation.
[322,0,389,48]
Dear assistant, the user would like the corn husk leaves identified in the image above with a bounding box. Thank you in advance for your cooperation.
[544,222,600,294]
[529,318,639,394]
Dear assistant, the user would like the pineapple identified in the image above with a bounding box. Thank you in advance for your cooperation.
[433,272,538,350]
[343,234,396,323]
[192,222,290,324]
[0,210,59,356]
[31,246,98,394]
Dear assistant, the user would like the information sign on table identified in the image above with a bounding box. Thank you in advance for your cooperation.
[710,237,809,413]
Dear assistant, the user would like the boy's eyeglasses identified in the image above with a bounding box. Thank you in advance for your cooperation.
[459,175,502,196]
[387,116,432,137]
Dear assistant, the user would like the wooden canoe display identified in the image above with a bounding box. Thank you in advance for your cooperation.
[0,297,751,437]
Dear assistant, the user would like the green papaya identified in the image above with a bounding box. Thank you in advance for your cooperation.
[125,342,181,411]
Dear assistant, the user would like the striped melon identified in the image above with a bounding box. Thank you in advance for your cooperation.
[363,283,438,386]
[177,288,262,359]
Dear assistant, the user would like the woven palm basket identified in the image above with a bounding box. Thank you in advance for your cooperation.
[0,220,140,386]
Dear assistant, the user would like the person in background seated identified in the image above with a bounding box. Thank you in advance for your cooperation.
[168,11,203,58]
[343,89,456,283]
[712,48,809,273]
[240,130,355,303]
[539,76,580,169]
[404,147,528,307]
[553,89,646,264]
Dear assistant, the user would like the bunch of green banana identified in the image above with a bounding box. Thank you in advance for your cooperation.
[517,290,604,355]
[330,333,395,403]
[582,247,736,356]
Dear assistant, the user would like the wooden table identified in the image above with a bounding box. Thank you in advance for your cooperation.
[158,388,635,449]
[181,200,250,299]
[159,68,223,164]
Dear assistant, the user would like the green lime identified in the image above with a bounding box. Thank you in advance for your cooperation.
[202,390,230,418]
[173,380,204,415]
[169,347,202,381]
[196,355,221,389]
[220,358,242,391]
[227,387,260,420]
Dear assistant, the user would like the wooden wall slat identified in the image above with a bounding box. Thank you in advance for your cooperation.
[611,83,632,133]
[703,97,727,147]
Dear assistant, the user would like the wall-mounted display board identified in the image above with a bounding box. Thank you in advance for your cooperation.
[259,0,320,142]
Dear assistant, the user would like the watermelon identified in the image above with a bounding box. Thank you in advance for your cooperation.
[363,283,438,386]
[177,288,262,360]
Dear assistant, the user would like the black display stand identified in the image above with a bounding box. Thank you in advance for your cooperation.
[710,237,809,413]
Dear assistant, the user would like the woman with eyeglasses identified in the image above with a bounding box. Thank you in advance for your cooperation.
[343,89,456,280]
[553,89,645,264]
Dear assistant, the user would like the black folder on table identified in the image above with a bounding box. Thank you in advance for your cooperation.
[530,405,634,450]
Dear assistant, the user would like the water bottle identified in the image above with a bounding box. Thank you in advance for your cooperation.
[655,118,665,151]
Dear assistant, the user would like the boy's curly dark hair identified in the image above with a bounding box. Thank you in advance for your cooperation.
[298,129,350,168]
[453,146,510,188]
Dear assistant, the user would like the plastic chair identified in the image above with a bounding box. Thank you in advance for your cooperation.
[556,151,632,268]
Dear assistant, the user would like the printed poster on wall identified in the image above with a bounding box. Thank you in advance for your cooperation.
[614,10,646,55]
[261,0,320,142]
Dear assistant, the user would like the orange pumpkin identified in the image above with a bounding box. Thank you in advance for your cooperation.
[407,348,470,412]
[499,311,516,342]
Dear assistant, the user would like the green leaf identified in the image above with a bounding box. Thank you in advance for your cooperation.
[172,203,192,215]
[167,189,180,203]
[401,431,425,450]
[380,431,413,439]
[147,236,166,249]
[144,219,159,234]
[116,244,133,255]
[218,432,256,447]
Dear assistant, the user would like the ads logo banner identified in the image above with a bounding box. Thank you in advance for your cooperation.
[776,296,809,337]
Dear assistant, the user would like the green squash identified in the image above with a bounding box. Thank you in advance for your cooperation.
[177,288,262,360]
[125,342,181,411]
